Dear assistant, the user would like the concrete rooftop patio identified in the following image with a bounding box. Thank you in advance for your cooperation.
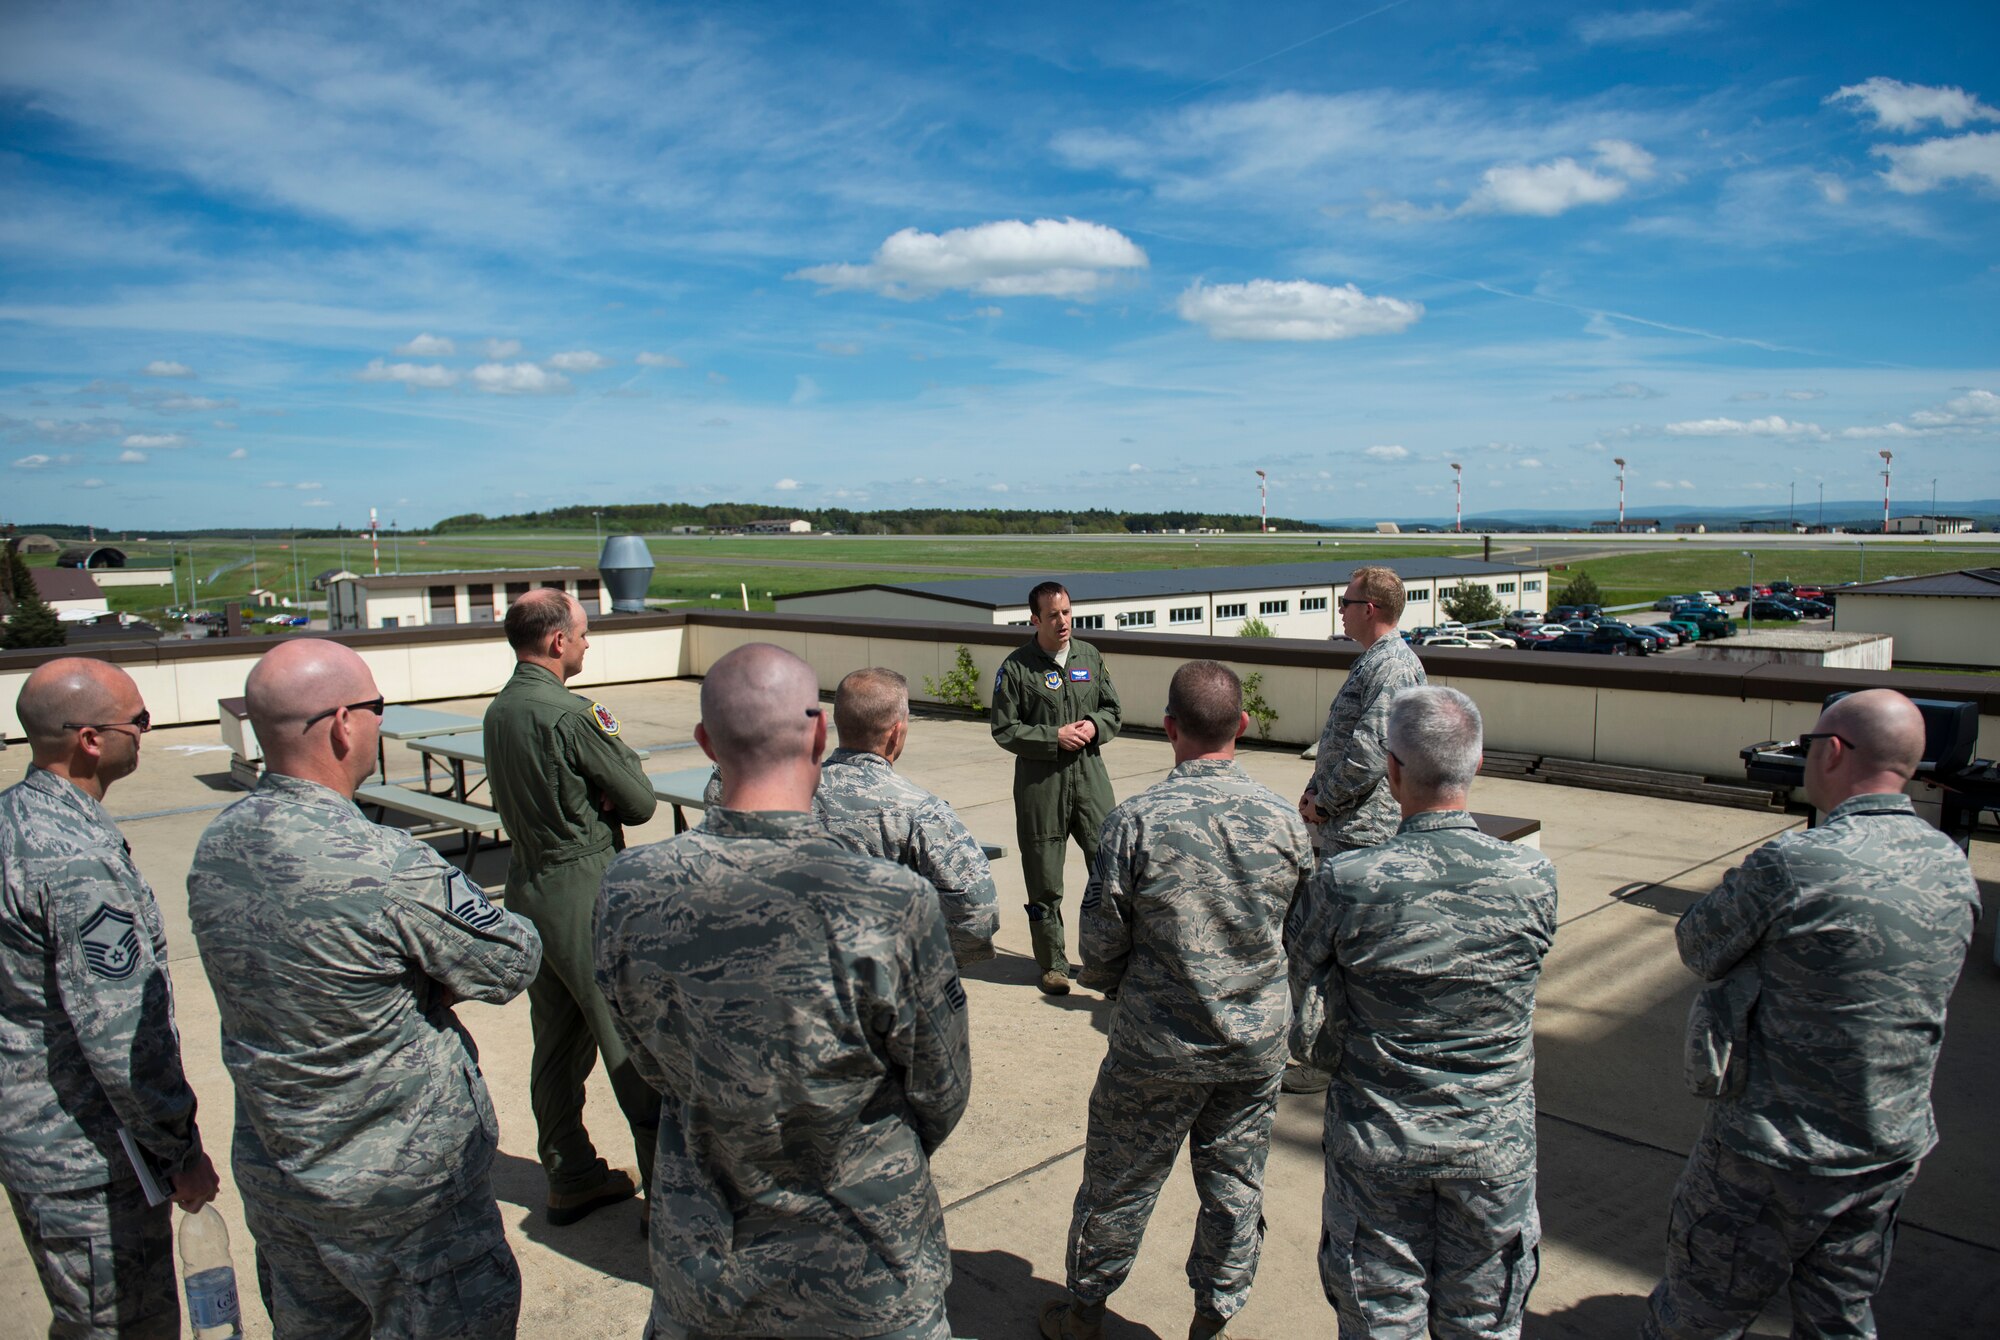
[4,676,1995,1338]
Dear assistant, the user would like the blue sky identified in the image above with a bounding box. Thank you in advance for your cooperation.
[3,0,1997,529]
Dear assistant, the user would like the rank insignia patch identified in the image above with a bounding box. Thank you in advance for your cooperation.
[590,702,620,735]
[1044,670,1063,690]
[79,904,141,980]
[445,870,506,932]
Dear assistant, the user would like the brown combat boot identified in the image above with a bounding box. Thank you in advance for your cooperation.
[546,1166,637,1226]
[1039,1298,1104,1340]
[1039,968,1073,996]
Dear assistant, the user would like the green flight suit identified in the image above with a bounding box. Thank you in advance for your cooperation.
[991,636,1122,973]
[483,662,661,1197]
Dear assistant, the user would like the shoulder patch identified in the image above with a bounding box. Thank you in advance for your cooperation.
[589,702,621,736]
[1070,667,1091,682]
[78,903,141,980]
[1044,669,1063,691]
[994,666,1005,694]
[945,977,967,1011]
[444,870,506,932]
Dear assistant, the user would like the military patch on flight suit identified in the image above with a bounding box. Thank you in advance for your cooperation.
[590,702,621,735]
[79,903,141,980]
[444,869,506,932]
[1044,670,1063,691]
[1070,668,1091,682]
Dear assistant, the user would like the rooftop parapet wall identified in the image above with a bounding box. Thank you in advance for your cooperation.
[4,610,1995,782]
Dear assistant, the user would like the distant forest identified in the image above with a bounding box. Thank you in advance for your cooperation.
[428,503,1325,535]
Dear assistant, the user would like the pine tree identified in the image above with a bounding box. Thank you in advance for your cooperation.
[2,549,67,649]
[1443,583,1505,624]
[1555,570,1603,608]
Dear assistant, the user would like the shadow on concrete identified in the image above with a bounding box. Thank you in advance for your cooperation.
[489,1150,651,1286]
[194,770,239,792]
[960,946,1039,985]
[1039,988,1114,1035]
[946,1248,1166,1340]
[1532,1293,1653,1337]
[1607,880,1706,917]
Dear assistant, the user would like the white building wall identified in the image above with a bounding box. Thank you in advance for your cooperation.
[1834,594,2000,668]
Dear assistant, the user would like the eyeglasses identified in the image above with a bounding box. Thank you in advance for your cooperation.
[805,707,823,719]
[62,710,151,735]
[1795,731,1850,753]
[300,697,387,733]
[1338,597,1374,609]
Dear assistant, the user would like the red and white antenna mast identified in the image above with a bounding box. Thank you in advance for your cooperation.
[1613,457,1627,530]
[1255,469,1268,533]
[1878,450,1893,534]
[1450,462,1463,533]
[369,507,381,575]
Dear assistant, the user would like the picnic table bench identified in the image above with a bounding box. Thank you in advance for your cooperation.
[355,782,506,871]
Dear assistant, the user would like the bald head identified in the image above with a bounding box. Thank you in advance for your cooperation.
[246,639,382,786]
[1818,689,1926,780]
[699,643,823,777]
[834,668,909,752]
[18,658,140,760]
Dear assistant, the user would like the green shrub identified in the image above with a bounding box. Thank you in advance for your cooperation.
[925,645,986,715]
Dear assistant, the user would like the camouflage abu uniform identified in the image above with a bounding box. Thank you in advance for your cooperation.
[1288,810,1558,1340]
[483,661,661,1199]
[1,766,204,1340]
[1307,635,1425,852]
[596,809,971,1340]
[991,636,1122,974]
[1644,792,1979,1340]
[813,747,1000,966]
[188,773,543,1340]
[1065,758,1313,1323]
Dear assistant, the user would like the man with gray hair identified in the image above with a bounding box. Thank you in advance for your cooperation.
[1040,661,1313,1340]
[3,658,219,1339]
[597,643,971,1340]
[1288,685,1557,1340]
[1644,689,1979,1339]
[190,639,543,1339]
[814,666,999,966]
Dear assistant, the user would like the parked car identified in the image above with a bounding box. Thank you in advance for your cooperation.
[1694,591,1726,607]
[1767,580,1797,594]
[1640,624,1684,647]
[1791,585,1826,601]
[1653,594,1698,611]
[286,614,310,627]
[1672,607,1738,638]
[1435,620,1467,635]
[1533,631,1646,656]
[1503,609,1545,632]
[1729,584,1773,602]
[1421,635,1478,649]
[1663,617,1705,641]
[1784,596,1832,617]
[1461,629,1518,649]
[1748,599,1804,621]
[1514,629,1562,648]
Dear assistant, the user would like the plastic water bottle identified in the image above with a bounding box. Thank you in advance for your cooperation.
[178,1204,243,1338]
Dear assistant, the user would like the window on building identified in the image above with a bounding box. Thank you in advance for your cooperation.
[578,578,602,614]
[428,585,457,626]
[1007,619,1030,627]
[1169,606,1204,625]
[1524,580,1542,593]
[505,582,530,605]
[1117,610,1156,628]
[467,584,495,624]
[541,581,565,591]
[381,616,399,629]
[1073,614,1105,630]
[1300,596,1329,612]
[1215,602,1247,620]
[1259,599,1289,616]
[1406,588,1430,602]
[1497,582,1516,595]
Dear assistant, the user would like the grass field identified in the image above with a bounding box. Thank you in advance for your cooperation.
[22,533,1990,623]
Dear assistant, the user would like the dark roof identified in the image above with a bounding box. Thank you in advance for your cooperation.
[1839,567,2000,599]
[58,545,126,568]
[781,558,1537,611]
[32,568,106,602]
[334,566,596,592]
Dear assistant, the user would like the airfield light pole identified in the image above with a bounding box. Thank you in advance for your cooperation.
[1742,550,1755,631]
[1613,457,1627,530]
[1451,462,1463,533]
[593,509,604,546]
[392,520,400,573]
[1879,450,1893,534]
[1931,478,1937,522]
[369,507,381,575]
[1818,481,1824,528]
[1789,481,1795,529]
[1255,470,1267,533]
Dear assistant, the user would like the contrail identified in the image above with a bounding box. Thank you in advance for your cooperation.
[1176,0,1420,101]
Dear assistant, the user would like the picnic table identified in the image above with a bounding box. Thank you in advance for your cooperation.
[378,706,483,787]
[409,732,655,806]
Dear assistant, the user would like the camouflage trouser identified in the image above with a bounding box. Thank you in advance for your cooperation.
[1642,1134,1919,1340]
[644,1297,952,1340]
[243,1180,521,1340]
[1286,838,1367,1092]
[6,1178,177,1340]
[1066,1059,1283,1320]
[1319,1159,1540,1340]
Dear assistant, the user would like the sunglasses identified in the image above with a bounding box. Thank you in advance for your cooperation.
[301,697,387,733]
[63,709,152,735]
[1793,731,1851,754]
[1338,597,1374,609]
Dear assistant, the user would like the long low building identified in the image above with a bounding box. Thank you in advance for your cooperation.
[776,559,1549,637]
[327,567,605,630]
[1833,566,2000,668]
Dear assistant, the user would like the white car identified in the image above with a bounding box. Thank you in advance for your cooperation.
[1421,635,1490,650]
[1461,630,1516,649]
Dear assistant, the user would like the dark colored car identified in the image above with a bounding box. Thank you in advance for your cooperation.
[1748,599,1804,621]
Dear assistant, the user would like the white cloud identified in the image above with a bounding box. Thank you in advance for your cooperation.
[395,333,456,356]
[359,358,458,389]
[481,339,522,359]
[706,371,728,386]
[816,341,861,356]
[1730,390,1770,401]
[142,359,194,378]
[79,477,106,489]
[1463,157,1630,216]
[1364,444,1409,461]
[1128,463,1143,473]
[1177,279,1422,342]
[1648,478,1697,490]
[1828,78,2000,132]
[122,432,187,448]
[1874,131,2000,193]
[154,394,235,412]
[972,306,1003,318]
[11,416,124,444]
[546,350,610,372]
[1593,138,1656,180]
[295,481,322,490]
[13,453,53,468]
[791,375,820,405]
[117,449,147,463]
[987,482,1010,492]
[471,362,570,395]
[1575,9,1704,44]
[1555,382,1661,402]
[212,419,237,430]
[1664,415,1827,439]
[773,477,800,491]
[302,498,333,508]
[792,218,1148,300]
[1519,458,1544,468]
[635,351,683,367]
[1782,389,1825,401]
[227,447,248,459]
